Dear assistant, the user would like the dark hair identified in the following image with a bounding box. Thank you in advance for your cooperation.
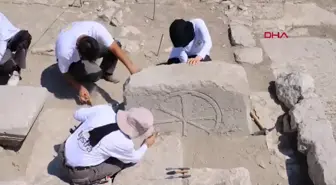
[77,36,100,61]
[169,19,195,48]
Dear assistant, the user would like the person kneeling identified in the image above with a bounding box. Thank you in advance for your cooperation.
[0,12,32,86]
[59,104,156,185]
[167,18,212,65]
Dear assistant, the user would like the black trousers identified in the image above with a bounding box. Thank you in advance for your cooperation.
[68,41,121,83]
[0,30,32,74]
[167,55,212,65]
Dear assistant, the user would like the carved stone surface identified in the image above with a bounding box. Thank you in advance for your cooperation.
[113,134,183,185]
[123,62,252,136]
[0,86,49,148]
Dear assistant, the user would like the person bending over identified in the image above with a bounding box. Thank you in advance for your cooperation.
[59,104,156,185]
[167,18,212,65]
[55,21,140,104]
[0,12,32,86]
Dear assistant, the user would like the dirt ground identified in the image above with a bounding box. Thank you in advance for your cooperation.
[0,0,336,184]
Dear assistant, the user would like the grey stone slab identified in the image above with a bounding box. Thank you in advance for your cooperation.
[113,134,183,185]
[289,98,336,185]
[234,47,263,64]
[229,24,256,47]
[260,37,336,140]
[123,62,252,137]
[0,86,48,147]
[186,167,252,185]
[249,2,284,20]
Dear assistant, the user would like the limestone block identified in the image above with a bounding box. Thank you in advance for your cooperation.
[123,62,252,136]
[186,167,252,185]
[275,72,316,109]
[289,98,336,185]
[229,24,256,47]
[113,134,183,185]
[234,47,263,64]
[0,86,49,148]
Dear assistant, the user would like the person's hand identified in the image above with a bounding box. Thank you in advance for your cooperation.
[187,56,202,65]
[144,133,156,148]
[129,66,141,75]
[78,86,91,104]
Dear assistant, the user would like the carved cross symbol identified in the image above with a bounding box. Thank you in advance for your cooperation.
[156,91,221,136]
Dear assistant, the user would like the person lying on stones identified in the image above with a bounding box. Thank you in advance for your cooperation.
[55,21,140,104]
[59,104,156,185]
[0,12,32,86]
[167,18,212,65]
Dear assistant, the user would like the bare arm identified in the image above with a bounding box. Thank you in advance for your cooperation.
[109,41,139,74]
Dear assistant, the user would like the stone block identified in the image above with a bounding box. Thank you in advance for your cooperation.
[275,72,316,109]
[186,167,252,185]
[123,62,252,136]
[113,134,183,185]
[234,47,263,64]
[229,24,256,47]
[289,98,336,185]
[0,86,49,148]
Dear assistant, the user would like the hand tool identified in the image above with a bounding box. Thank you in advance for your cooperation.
[250,109,275,136]
[166,167,191,179]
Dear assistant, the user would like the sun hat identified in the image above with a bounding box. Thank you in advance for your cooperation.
[169,19,195,48]
[116,107,154,139]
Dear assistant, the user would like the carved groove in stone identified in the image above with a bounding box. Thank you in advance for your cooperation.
[156,91,222,136]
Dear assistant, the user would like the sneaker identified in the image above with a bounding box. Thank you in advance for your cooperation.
[103,74,120,84]
[7,71,21,86]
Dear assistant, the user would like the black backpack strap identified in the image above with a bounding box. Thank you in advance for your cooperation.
[88,123,119,147]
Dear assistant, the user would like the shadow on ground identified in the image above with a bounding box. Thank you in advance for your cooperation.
[41,64,120,105]
[267,81,314,185]
[47,144,70,184]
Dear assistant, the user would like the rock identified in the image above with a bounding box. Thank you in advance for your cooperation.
[113,134,183,185]
[98,8,117,23]
[31,45,54,56]
[123,62,252,136]
[186,167,252,185]
[252,19,288,36]
[0,86,49,149]
[102,0,121,9]
[289,98,336,185]
[122,40,140,53]
[282,114,296,133]
[110,10,123,27]
[250,3,284,20]
[279,3,336,27]
[234,47,263,64]
[229,24,256,47]
[288,28,309,37]
[226,9,253,27]
[260,37,336,140]
[275,72,316,109]
[120,26,141,37]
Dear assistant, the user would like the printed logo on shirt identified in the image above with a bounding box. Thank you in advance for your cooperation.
[77,128,100,152]
[196,40,203,47]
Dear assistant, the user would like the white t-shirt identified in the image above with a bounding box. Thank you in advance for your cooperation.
[55,21,114,73]
[169,18,212,63]
[0,12,20,64]
[65,104,148,167]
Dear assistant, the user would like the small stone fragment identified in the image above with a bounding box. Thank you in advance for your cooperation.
[110,10,123,27]
[31,45,54,56]
[120,26,141,37]
[234,47,263,64]
[98,8,116,23]
[282,114,296,133]
[275,72,316,109]
[123,40,140,53]
[229,24,256,47]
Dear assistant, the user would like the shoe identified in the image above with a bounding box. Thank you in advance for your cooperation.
[7,71,21,86]
[103,74,120,84]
